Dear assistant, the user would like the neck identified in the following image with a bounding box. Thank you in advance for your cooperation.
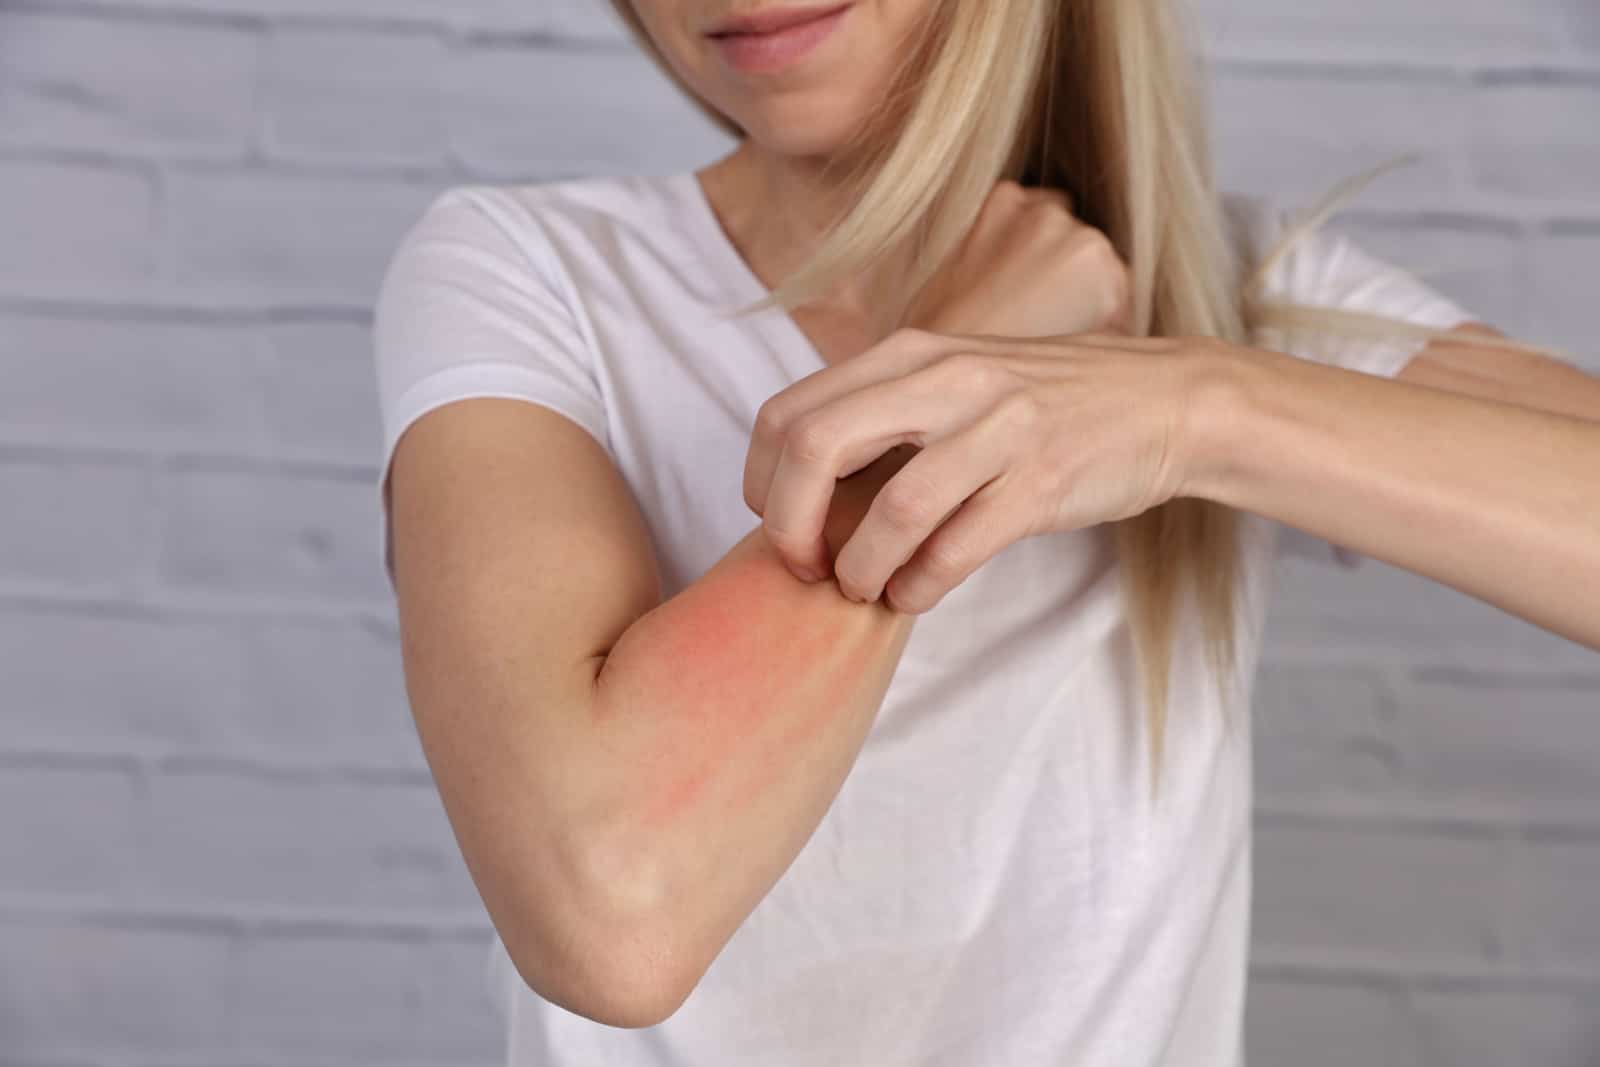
[696,139,915,330]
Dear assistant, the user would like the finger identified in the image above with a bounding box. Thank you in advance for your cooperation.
[832,395,1026,605]
[743,326,958,517]
[884,472,1031,615]
[761,351,1016,579]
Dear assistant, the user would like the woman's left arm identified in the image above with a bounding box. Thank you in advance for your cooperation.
[1187,324,1600,652]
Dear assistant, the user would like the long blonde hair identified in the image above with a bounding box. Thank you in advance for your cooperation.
[609,0,1568,797]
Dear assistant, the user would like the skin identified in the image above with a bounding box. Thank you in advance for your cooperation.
[623,550,852,827]
[547,0,1600,1026]
[622,4,1600,645]
[1193,332,1600,651]
[597,445,912,832]
[583,0,957,847]
[627,0,940,324]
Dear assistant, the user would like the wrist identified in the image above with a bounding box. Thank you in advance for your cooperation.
[1178,342,1261,507]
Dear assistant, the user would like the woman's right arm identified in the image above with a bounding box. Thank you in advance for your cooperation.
[387,396,917,1031]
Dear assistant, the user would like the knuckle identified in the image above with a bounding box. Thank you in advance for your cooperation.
[933,350,1002,391]
[830,558,865,598]
[784,414,835,465]
[1102,236,1124,263]
[888,325,940,353]
[1029,186,1072,212]
[1073,225,1116,259]
[990,389,1043,431]
[760,517,810,557]
[884,578,931,616]
[753,397,790,438]
[922,533,973,580]
[877,476,938,532]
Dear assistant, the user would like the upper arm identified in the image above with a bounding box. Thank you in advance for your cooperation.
[372,184,669,1023]
[387,395,665,1020]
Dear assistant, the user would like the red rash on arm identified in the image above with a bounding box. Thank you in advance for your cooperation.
[563,467,917,997]
[624,549,863,827]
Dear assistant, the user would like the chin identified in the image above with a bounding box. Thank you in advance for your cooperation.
[724,96,872,160]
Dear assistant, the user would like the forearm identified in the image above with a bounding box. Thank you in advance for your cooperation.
[1190,345,1600,651]
[577,453,917,1005]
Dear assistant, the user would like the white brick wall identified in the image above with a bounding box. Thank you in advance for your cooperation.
[0,0,1594,1063]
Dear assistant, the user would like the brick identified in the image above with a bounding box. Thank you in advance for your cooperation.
[0,159,155,296]
[1194,0,1571,64]
[1211,68,1466,214]
[1389,672,1600,820]
[257,319,385,464]
[1468,78,1600,206]
[0,454,152,590]
[1411,987,1600,1067]
[1517,837,1600,971]
[238,614,423,768]
[232,931,435,1055]
[261,25,448,166]
[88,0,544,33]
[164,170,440,307]
[418,933,506,1059]
[0,312,265,452]
[1263,554,1599,675]
[541,0,632,41]
[141,768,479,911]
[0,1,1594,1058]
[0,917,231,1055]
[0,10,256,160]
[1252,662,1401,807]
[0,605,249,754]
[0,764,142,895]
[157,460,388,604]
[1527,227,1600,372]
[447,42,733,178]
[1564,4,1600,60]
[1252,818,1515,968]
[1243,976,1419,1067]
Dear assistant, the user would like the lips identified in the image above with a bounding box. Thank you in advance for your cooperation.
[706,1,851,73]
[706,2,853,38]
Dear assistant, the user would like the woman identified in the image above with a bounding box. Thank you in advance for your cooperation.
[372,0,1600,1063]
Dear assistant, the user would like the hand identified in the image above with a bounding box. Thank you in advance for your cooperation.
[903,179,1131,338]
[742,328,1220,613]
[817,442,921,573]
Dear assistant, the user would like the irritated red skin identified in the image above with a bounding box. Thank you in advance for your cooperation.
[606,546,868,830]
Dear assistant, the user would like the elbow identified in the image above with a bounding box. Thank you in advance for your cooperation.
[505,926,697,1029]
[499,885,700,1030]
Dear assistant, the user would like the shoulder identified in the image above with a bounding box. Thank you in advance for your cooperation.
[1217,189,1327,305]
[381,172,695,312]
[1218,188,1472,323]
[397,172,684,256]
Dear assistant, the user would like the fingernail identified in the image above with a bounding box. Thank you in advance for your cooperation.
[789,562,823,583]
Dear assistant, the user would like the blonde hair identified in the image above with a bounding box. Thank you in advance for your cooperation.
[608,0,1570,798]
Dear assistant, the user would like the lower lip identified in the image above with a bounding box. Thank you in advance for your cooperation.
[708,5,851,74]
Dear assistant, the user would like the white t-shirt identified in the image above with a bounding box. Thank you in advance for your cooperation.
[371,169,1474,1066]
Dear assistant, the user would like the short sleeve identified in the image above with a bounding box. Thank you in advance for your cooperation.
[371,185,612,590]
[1226,193,1480,570]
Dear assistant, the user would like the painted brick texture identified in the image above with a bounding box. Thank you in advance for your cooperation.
[0,0,1594,1063]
